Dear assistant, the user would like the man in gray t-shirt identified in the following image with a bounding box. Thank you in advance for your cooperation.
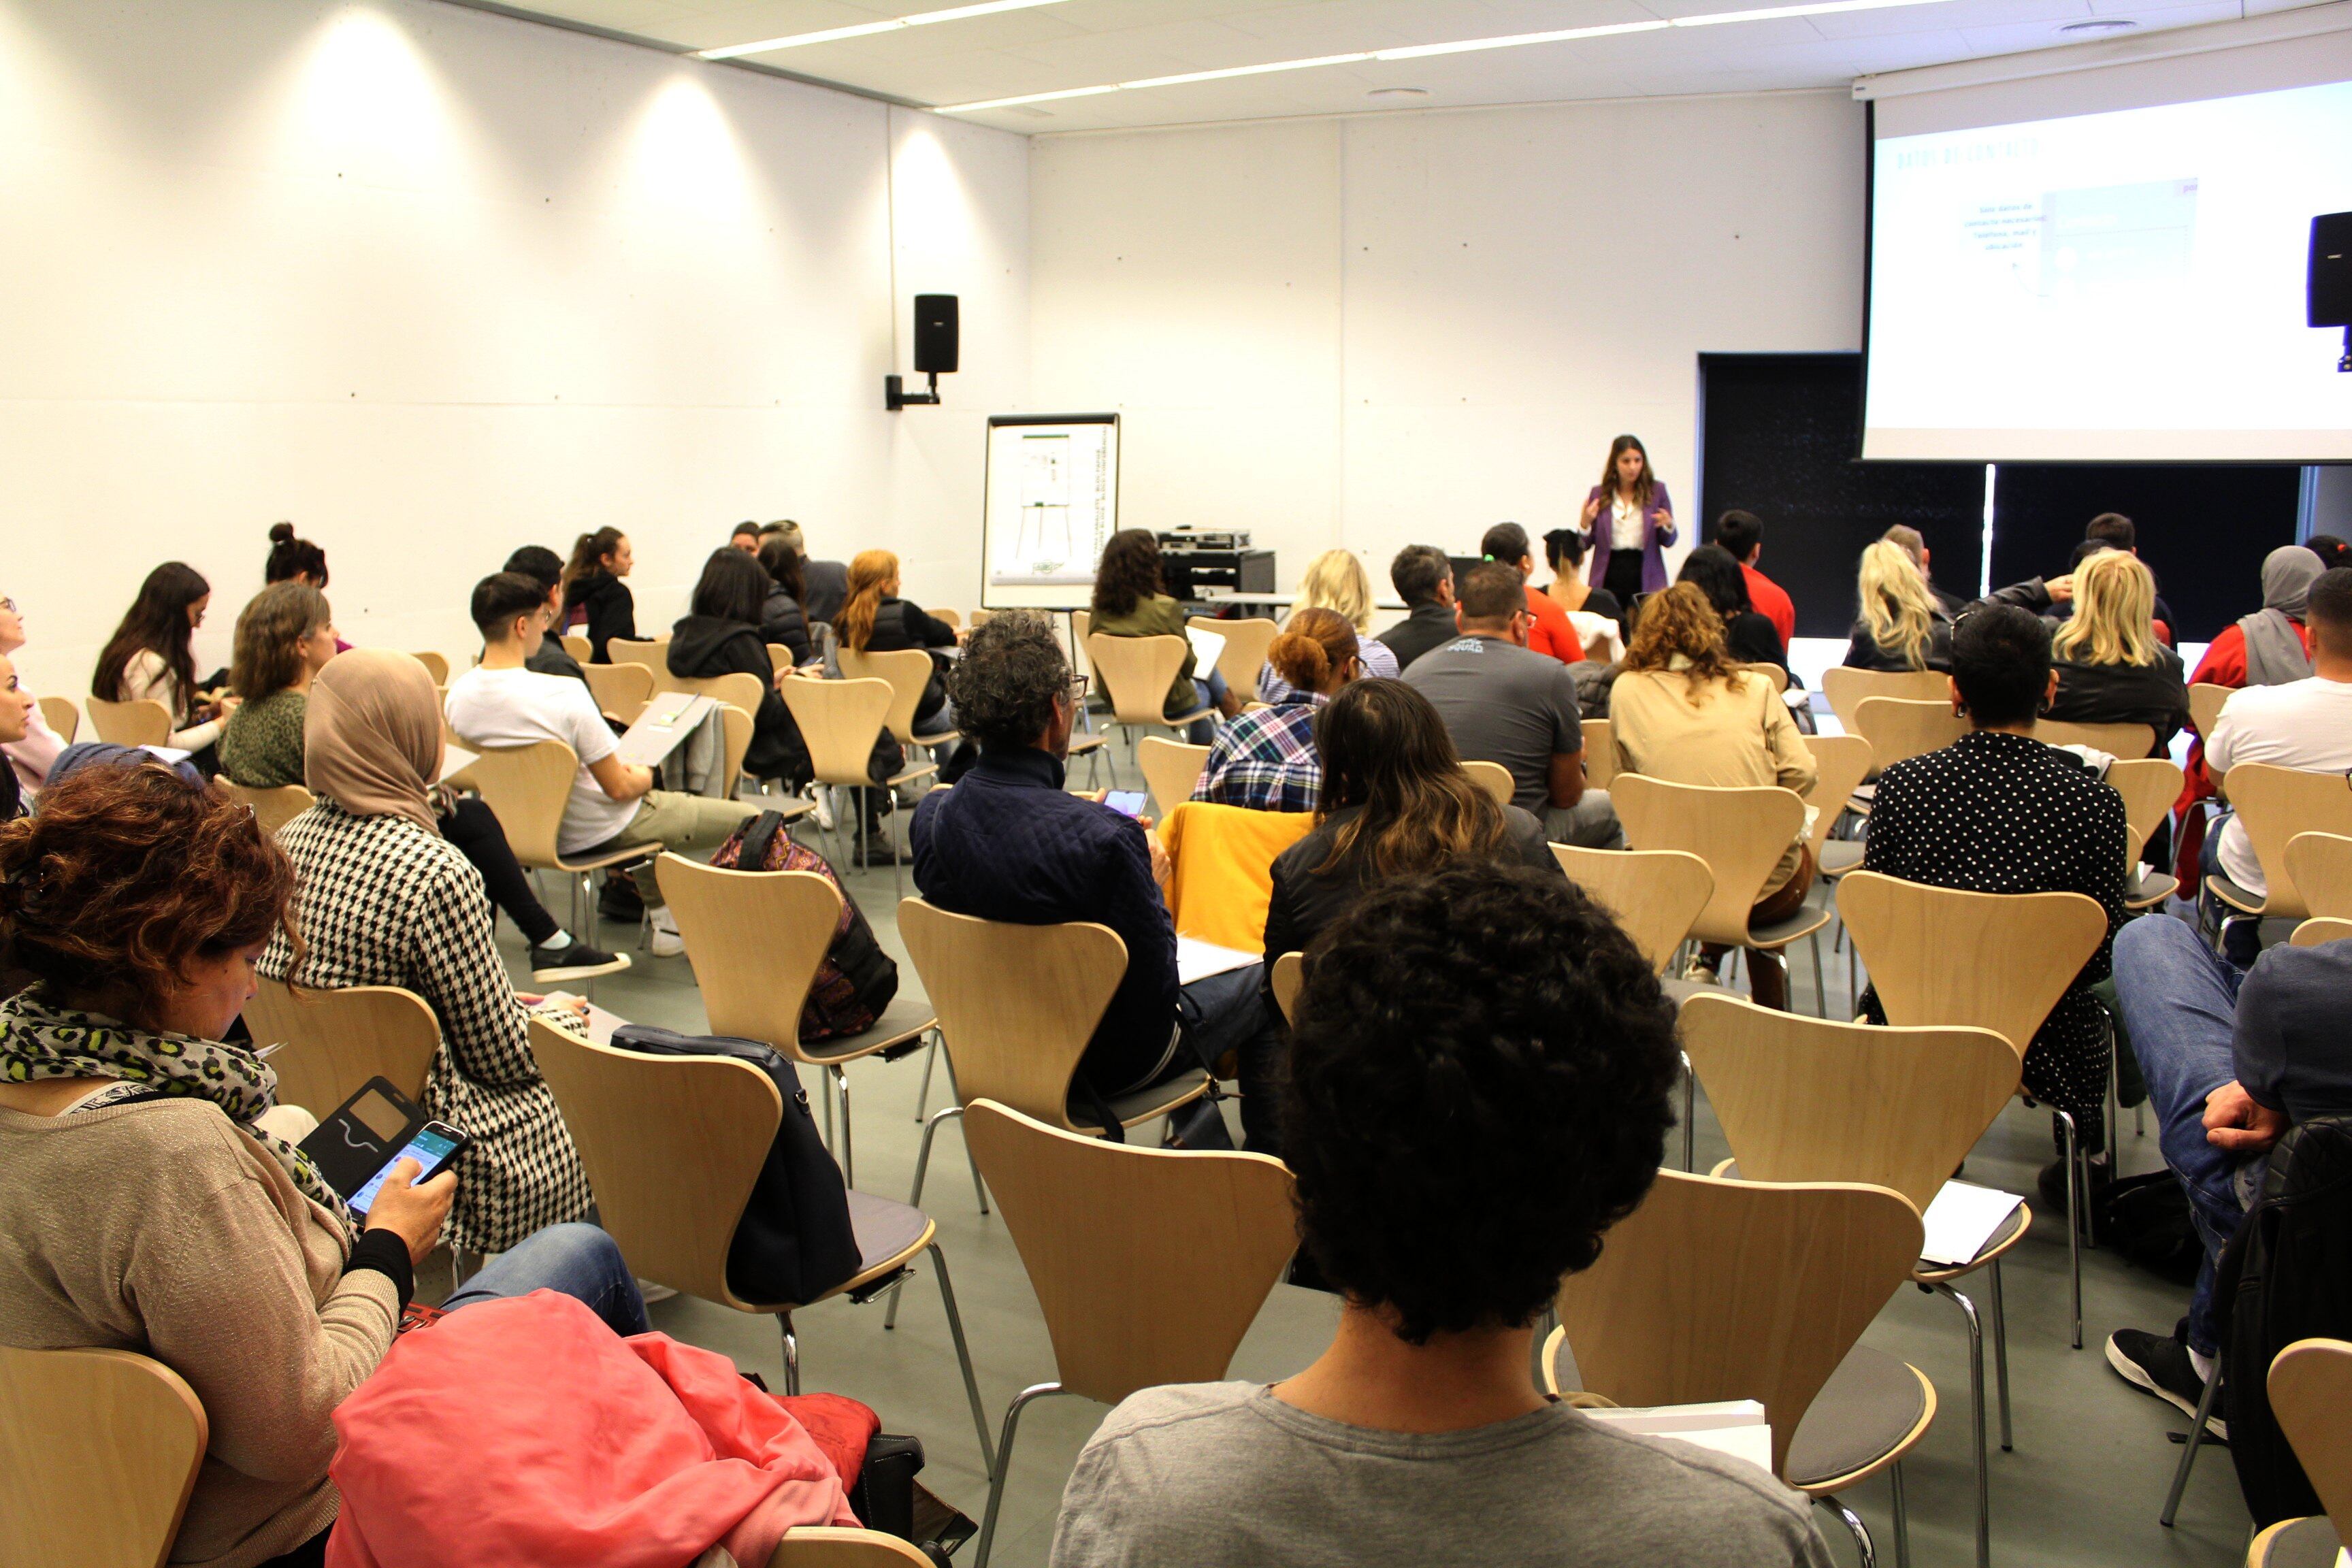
[1401,563,1622,847]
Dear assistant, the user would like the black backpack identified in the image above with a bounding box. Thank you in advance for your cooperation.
[607,1024,861,1307]
[2219,1114,2352,1527]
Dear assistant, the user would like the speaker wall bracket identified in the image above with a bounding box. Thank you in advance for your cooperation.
[885,372,941,412]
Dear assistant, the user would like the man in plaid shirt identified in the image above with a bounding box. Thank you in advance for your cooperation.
[1192,608,1362,813]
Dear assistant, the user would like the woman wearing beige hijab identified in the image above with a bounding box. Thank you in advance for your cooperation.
[257,650,594,1255]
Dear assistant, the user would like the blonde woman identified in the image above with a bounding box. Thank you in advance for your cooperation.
[1842,539,1951,672]
[2022,549,2187,751]
[1256,549,1398,701]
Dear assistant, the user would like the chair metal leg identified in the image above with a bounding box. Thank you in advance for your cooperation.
[885,1104,965,1329]
[887,788,902,900]
[2160,1358,2223,1526]
[1810,930,1829,1019]
[1932,1281,1991,1568]
[833,1064,854,1190]
[913,1033,939,1123]
[975,1382,1065,1568]
[1816,1494,1877,1568]
[1988,1256,2012,1450]
[943,1051,988,1213]
[926,1241,996,1473]
[1847,936,1859,1017]
[820,1064,836,1152]
[779,1312,800,1396]
[1680,1052,1695,1172]
[2054,1107,2084,1349]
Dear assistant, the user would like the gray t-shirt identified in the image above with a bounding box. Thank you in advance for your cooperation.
[1051,1384,1831,1568]
[1401,636,1586,814]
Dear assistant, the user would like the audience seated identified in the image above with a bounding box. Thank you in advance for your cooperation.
[1842,538,1953,672]
[560,527,637,662]
[2104,911,2352,1431]
[1880,523,1967,617]
[503,546,592,688]
[445,574,756,956]
[1379,545,1460,672]
[2038,549,2187,752]
[1714,510,1795,650]
[1538,528,1623,658]
[1256,549,1399,700]
[2077,514,2177,642]
[1051,862,1831,1568]
[0,652,29,821]
[730,520,762,552]
[669,548,811,789]
[1480,523,1582,665]
[2305,533,2352,572]
[772,521,849,627]
[755,534,817,666]
[1090,529,1239,740]
[93,562,238,757]
[0,593,63,802]
[911,612,1276,1150]
[262,524,353,654]
[1401,564,1622,849]
[1196,608,1358,812]
[1859,604,2126,1191]
[1610,582,1817,1009]
[0,762,645,1568]
[1677,544,1789,675]
[838,549,956,718]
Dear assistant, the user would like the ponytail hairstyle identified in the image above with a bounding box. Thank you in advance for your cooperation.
[264,523,328,587]
[1599,434,1656,510]
[837,549,900,653]
[1268,607,1359,696]
[1313,681,1509,880]
[1857,540,1938,670]
[563,527,626,593]
[93,562,209,710]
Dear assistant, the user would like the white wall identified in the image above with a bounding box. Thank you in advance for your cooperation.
[0,0,1028,702]
[1030,91,1866,588]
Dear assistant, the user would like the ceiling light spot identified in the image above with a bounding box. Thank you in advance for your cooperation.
[2058,17,2138,31]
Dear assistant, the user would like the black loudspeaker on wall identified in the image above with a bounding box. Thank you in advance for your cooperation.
[887,294,959,410]
[2311,212,2351,372]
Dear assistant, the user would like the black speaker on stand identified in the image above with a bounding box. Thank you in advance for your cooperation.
[2312,212,2351,372]
[886,293,959,410]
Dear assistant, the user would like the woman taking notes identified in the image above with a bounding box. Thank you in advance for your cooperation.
[1578,434,1676,610]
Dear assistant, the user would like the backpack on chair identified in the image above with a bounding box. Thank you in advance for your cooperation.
[710,811,899,1042]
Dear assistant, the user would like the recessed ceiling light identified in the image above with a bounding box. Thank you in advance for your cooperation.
[1368,86,1431,98]
[692,0,1078,60]
[2058,18,2138,33]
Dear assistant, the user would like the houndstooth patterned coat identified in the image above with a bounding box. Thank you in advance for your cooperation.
[259,801,593,1253]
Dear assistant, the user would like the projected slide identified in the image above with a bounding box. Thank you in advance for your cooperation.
[982,415,1120,608]
[1865,78,2352,461]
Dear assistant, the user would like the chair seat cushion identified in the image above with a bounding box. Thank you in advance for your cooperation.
[802,996,936,1062]
[1818,840,1865,876]
[2128,869,2180,908]
[1749,906,1831,948]
[2205,872,2265,914]
[2253,1515,2341,1568]
[1784,1346,1929,1489]
[1661,976,1737,1007]
[1066,734,1108,755]
[845,1190,931,1280]
[1071,1068,1213,1132]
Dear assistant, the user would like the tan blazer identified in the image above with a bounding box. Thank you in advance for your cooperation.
[1610,666,1818,895]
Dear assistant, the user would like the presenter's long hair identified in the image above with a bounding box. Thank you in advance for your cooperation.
[1091,529,1164,619]
[837,551,900,653]
[2053,547,2162,668]
[1295,549,1376,635]
[93,562,209,707]
[1598,434,1656,510]
[1313,681,1507,881]
[1857,540,1938,671]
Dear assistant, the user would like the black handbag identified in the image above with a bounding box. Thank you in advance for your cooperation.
[607,1024,861,1306]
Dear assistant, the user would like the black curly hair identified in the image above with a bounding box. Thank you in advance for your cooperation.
[1282,862,1680,1344]
[945,610,1070,750]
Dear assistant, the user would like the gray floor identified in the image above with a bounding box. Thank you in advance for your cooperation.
[473,746,2256,1568]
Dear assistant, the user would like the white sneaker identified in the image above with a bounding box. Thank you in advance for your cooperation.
[649,906,684,958]
[811,785,836,831]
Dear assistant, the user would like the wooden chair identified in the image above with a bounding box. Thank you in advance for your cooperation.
[84,697,172,748]
[961,1099,1297,1567]
[1138,735,1211,816]
[655,855,937,1190]
[929,608,962,630]
[2036,719,2157,758]
[2208,765,2352,921]
[1462,758,1514,805]
[0,1344,206,1568]
[779,677,936,896]
[1547,1170,1931,1565]
[241,977,440,1116]
[771,1527,935,1565]
[1582,717,1616,789]
[2249,1338,2352,1567]
[561,632,593,662]
[767,642,796,677]
[838,647,956,749]
[664,669,767,715]
[1739,661,1791,695]
[1186,615,1279,700]
[1804,733,1874,877]
[581,661,654,726]
[1682,992,2025,1568]
[969,608,994,629]
[2189,681,2232,740]
[1612,774,1832,1015]
[1850,696,1967,774]
[1269,950,1303,1023]
[1550,845,1712,975]
[2290,917,2352,949]
[1086,633,1211,748]
[1835,870,2108,1346]
[35,695,78,744]
[459,740,650,942]
[408,651,450,685]
[2108,757,2187,909]
[523,1018,992,1469]
[2285,832,2352,919]
[1820,666,1951,724]
[220,780,316,838]
[606,636,668,674]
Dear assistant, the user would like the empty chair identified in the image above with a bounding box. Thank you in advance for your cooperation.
[1137,735,1211,816]
[0,1345,206,1568]
[1461,757,1514,804]
[1086,632,1212,747]
[561,632,593,664]
[459,740,649,939]
[1850,696,1967,773]
[84,696,173,748]
[1549,843,1712,976]
[1186,614,1279,698]
[1820,666,1952,724]
[240,977,440,1117]
[778,676,935,895]
[219,780,316,838]
[838,646,956,749]
[2208,766,2352,921]
[408,651,450,685]
[36,695,78,744]
[580,661,654,725]
[2106,757,2187,909]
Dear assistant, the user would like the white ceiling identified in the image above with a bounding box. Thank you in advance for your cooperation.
[476,0,2327,131]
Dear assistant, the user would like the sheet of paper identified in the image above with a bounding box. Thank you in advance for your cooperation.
[1921,1179,2027,1267]
[1582,1400,1773,1474]
[1186,625,1227,676]
[438,745,478,784]
[140,745,193,765]
[585,1003,627,1047]
[615,691,717,767]
[1175,935,1258,986]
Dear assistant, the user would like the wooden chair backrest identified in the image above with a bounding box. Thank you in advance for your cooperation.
[1085,634,1194,725]
[242,977,440,1114]
[36,695,79,744]
[84,697,172,748]
[1837,871,2106,1052]
[1582,717,1617,789]
[1802,734,1874,855]
[0,1344,207,1568]
[838,647,939,742]
[2290,916,2352,949]
[970,609,994,629]
[561,632,593,663]
[1680,992,2019,1213]
[2222,765,2352,920]
[581,661,654,725]
[964,1100,1297,1406]
[664,670,767,718]
[2269,1337,2352,1537]
[1461,758,1514,805]
[778,678,894,789]
[766,643,794,677]
[898,898,1128,1133]
[930,608,962,630]
[1821,666,1950,721]
[607,638,668,674]
[1551,844,1714,973]
[1188,615,1279,698]
[2285,833,2352,920]
[525,1017,779,1311]
[220,781,316,838]
[2188,682,2232,740]
[459,740,581,870]
[1556,1170,1920,1477]
[1738,662,1791,695]
[1850,696,1967,772]
[1138,736,1211,816]
[655,856,837,1065]
[1269,951,1303,1024]
[1611,775,1807,947]
[408,651,450,685]
[770,1527,936,1566]
[718,704,751,797]
[2106,758,2186,865]
[2035,719,2156,758]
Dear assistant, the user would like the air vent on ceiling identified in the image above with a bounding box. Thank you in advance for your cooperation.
[2057,18,2138,33]
[1367,86,1431,98]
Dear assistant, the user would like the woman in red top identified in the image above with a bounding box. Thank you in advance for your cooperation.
[1480,523,1582,664]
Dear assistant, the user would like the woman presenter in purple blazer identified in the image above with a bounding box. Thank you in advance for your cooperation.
[1577,434,1677,611]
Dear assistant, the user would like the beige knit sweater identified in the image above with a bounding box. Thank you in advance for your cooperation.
[0,1096,399,1567]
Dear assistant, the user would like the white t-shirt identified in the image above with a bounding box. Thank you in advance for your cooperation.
[444,665,638,855]
[1610,493,1645,551]
[2206,676,2352,896]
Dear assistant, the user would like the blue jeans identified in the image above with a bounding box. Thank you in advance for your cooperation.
[2110,916,2261,1354]
[1183,671,1230,746]
[441,1222,651,1338]
[1177,962,1286,1156]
